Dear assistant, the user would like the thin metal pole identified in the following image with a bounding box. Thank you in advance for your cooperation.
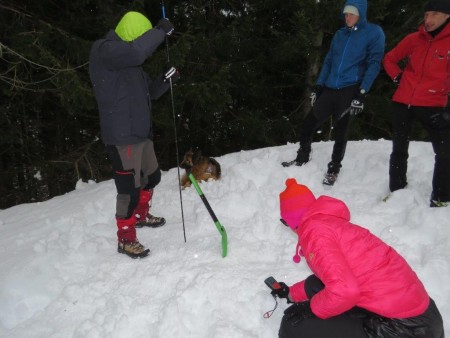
[161,0,186,242]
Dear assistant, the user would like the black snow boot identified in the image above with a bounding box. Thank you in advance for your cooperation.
[282,148,311,167]
[323,161,341,186]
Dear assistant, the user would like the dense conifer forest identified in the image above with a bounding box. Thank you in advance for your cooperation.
[0,0,428,208]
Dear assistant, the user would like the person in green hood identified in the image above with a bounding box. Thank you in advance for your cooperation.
[89,12,178,259]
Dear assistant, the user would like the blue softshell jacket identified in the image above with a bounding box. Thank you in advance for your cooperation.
[316,0,385,92]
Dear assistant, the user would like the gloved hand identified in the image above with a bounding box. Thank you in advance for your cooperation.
[310,85,324,107]
[393,72,402,86]
[349,91,367,116]
[283,301,315,326]
[163,67,180,83]
[430,111,450,129]
[271,282,293,303]
[157,18,174,35]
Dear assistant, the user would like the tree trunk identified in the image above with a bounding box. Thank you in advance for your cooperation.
[302,29,324,117]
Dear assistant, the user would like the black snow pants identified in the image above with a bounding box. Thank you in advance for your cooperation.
[389,102,450,202]
[299,85,358,173]
[278,275,367,338]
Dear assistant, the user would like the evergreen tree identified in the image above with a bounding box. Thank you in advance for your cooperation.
[0,0,433,208]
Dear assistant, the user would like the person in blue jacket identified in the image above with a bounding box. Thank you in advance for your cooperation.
[282,0,385,186]
[89,12,178,258]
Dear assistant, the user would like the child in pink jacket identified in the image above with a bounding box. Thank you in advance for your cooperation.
[274,178,444,338]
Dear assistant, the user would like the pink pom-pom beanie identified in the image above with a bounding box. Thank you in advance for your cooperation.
[279,178,316,231]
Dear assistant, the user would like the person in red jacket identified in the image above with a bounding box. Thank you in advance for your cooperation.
[272,178,444,337]
[383,0,450,207]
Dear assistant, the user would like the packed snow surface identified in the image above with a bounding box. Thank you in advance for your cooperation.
[0,140,448,337]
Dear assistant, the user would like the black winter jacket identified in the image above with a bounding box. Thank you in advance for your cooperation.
[89,28,169,145]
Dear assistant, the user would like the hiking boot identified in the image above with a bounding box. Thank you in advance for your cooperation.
[135,213,166,228]
[282,148,310,167]
[134,189,166,228]
[430,200,448,208]
[117,241,150,258]
[294,148,310,165]
[323,172,338,186]
[322,161,341,186]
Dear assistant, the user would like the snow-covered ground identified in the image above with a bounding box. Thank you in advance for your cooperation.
[0,140,448,337]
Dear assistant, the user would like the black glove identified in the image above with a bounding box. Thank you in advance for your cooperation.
[430,111,450,129]
[349,91,367,116]
[283,301,315,326]
[157,18,174,35]
[393,72,402,86]
[310,85,324,107]
[271,282,292,303]
[163,66,180,83]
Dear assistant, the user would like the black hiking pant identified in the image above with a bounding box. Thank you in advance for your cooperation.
[279,311,367,338]
[299,85,359,173]
[389,102,450,202]
[279,275,367,338]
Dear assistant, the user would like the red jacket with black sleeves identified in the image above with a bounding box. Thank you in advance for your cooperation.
[383,23,450,108]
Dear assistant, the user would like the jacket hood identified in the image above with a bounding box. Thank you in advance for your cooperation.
[343,0,368,25]
[115,11,152,42]
[301,195,351,224]
[291,195,350,264]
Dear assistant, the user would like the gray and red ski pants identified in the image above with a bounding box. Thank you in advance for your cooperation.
[106,139,161,242]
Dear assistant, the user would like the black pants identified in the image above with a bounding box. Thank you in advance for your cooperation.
[279,308,367,338]
[279,275,367,338]
[300,85,358,172]
[389,102,450,201]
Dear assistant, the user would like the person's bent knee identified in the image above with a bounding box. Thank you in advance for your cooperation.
[144,167,161,190]
[114,169,139,218]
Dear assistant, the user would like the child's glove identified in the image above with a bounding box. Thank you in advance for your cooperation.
[271,282,293,303]
[157,18,174,35]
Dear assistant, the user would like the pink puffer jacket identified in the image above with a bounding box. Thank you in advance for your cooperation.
[289,196,430,319]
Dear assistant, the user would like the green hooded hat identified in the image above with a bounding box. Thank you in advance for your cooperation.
[115,11,152,42]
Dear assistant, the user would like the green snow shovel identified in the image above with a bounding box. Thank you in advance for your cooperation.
[188,173,228,258]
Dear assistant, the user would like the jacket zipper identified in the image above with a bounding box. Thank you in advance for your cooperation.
[408,38,433,108]
[336,28,353,88]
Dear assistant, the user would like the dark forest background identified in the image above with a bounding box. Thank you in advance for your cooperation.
[0,0,429,209]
